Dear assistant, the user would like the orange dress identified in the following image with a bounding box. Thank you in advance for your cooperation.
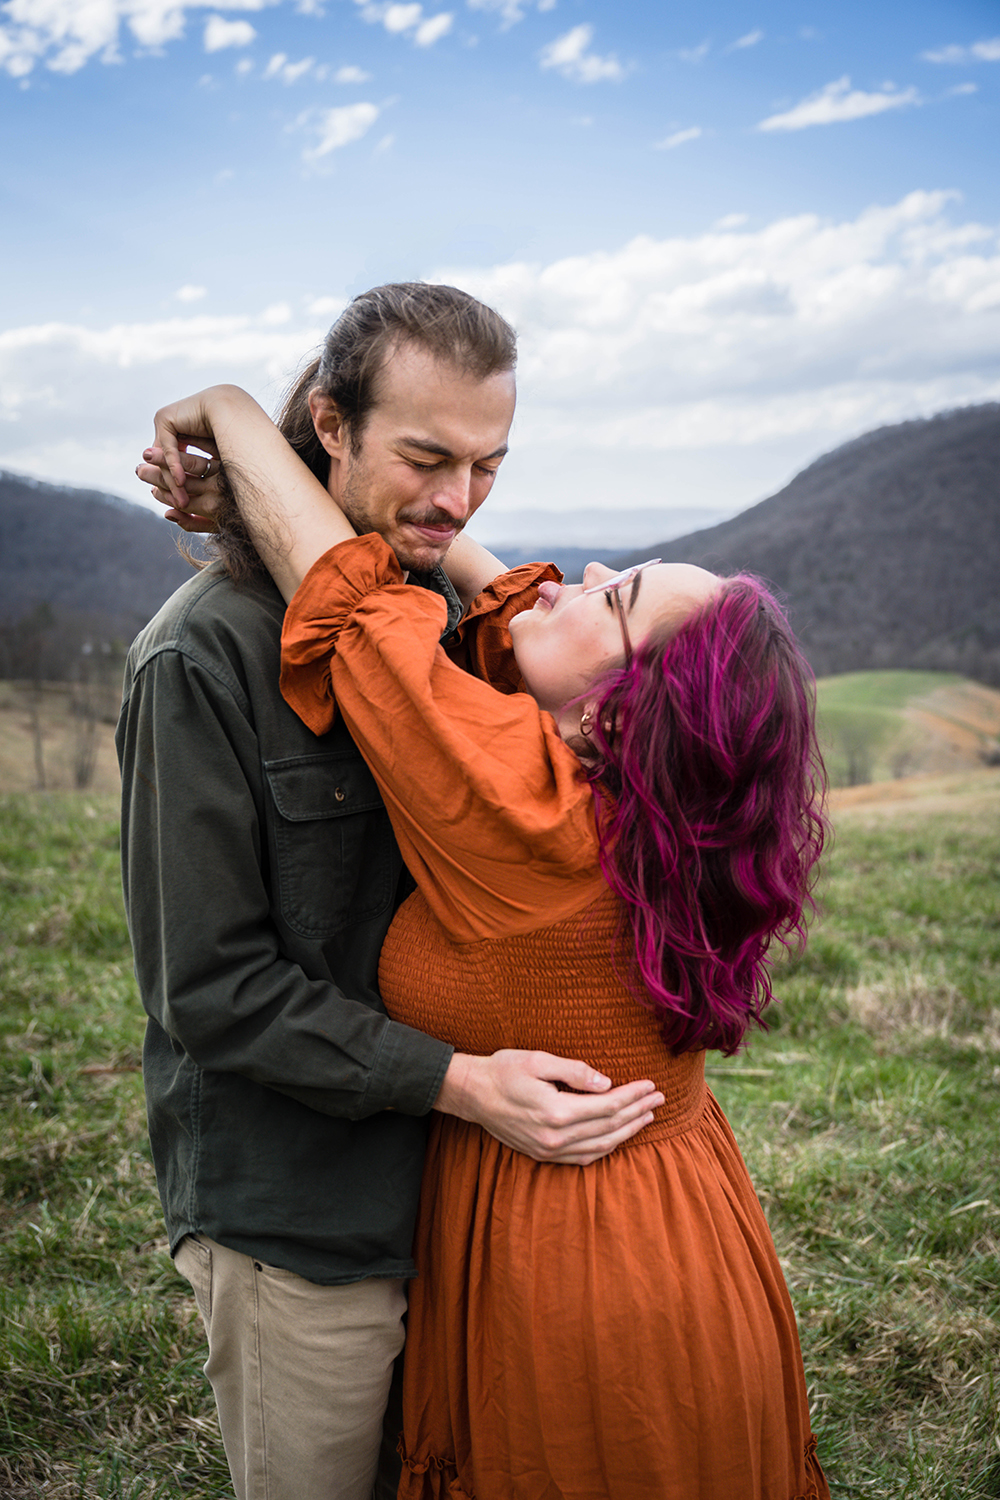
[281,535,830,1500]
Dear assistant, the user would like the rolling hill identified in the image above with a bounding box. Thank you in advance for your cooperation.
[2,401,998,686]
[0,471,197,678]
[612,403,1000,687]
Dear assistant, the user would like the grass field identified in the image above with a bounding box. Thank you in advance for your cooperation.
[815,670,1000,787]
[3,668,1000,797]
[2,774,999,1497]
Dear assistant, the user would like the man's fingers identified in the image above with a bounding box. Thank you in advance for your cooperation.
[541,1055,613,1092]
[529,1084,664,1161]
[556,1078,664,1125]
[546,1110,658,1165]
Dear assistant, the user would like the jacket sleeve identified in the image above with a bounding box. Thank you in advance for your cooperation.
[280,535,605,945]
[116,642,452,1119]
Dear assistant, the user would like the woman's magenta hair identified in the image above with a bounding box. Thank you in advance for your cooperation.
[583,574,828,1056]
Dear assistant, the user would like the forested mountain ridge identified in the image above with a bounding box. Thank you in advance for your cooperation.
[612,403,1000,687]
[2,401,998,685]
[0,470,195,679]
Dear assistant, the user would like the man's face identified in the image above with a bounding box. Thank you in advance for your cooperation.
[319,341,516,574]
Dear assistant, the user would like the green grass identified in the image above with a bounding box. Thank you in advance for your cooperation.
[815,670,966,787]
[3,782,1000,1496]
[816,671,963,714]
[709,776,1000,1496]
[0,794,230,1498]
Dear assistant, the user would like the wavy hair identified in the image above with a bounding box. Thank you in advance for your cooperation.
[582,575,828,1056]
[193,283,516,582]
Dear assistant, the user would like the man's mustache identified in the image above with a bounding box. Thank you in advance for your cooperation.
[399,508,466,531]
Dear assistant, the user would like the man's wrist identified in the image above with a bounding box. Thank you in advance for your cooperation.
[433,1052,479,1121]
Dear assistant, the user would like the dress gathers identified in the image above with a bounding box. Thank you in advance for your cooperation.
[281,534,830,1500]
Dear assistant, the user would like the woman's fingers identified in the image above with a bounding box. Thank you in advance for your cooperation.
[163,506,219,533]
[139,446,224,524]
[150,394,221,499]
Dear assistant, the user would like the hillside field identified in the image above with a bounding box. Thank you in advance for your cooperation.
[816,671,1000,788]
[2,669,1000,798]
[1,768,999,1495]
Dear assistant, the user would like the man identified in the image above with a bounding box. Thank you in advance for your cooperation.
[119,283,661,1500]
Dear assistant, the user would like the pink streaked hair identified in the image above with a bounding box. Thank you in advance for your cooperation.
[583,574,828,1056]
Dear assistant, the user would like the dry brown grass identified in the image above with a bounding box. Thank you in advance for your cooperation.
[0,679,122,795]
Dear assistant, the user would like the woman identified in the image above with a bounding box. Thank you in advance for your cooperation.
[141,384,830,1500]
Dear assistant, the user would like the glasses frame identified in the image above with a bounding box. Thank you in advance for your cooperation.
[581,559,662,667]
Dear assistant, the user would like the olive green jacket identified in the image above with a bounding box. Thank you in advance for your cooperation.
[116,561,456,1284]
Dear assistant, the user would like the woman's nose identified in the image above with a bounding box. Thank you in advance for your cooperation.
[581,561,616,590]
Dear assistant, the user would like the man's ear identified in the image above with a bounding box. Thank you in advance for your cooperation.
[309,391,349,462]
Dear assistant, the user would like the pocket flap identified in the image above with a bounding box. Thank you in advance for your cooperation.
[264,753,383,821]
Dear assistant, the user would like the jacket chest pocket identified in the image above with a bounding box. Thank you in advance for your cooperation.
[264,752,395,938]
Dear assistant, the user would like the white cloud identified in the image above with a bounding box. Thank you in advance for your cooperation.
[677,40,709,63]
[465,0,524,27]
[298,101,380,158]
[3,194,999,518]
[465,0,555,25]
[0,308,328,500]
[382,3,420,31]
[539,24,625,84]
[176,284,208,302]
[204,14,255,49]
[0,0,272,76]
[922,37,1000,65]
[415,10,450,44]
[264,50,316,81]
[655,126,701,151]
[426,191,1000,508]
[353,0,452,45]
[730,29,762,51]
[714,213,748,230]
[335,63,371,82]
[758,76,920,131]
[307,296,343,316]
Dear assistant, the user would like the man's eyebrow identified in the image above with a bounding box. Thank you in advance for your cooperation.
[400,436,509,461]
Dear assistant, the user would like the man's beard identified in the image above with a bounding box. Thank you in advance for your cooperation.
[340,465,464,574]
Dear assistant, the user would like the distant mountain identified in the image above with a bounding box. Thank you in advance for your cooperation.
[611,404,1000,688]
[2,401,998,687]
[467,505,730,563]
[0,471,197,679]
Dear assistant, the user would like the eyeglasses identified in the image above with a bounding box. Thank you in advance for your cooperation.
[582,559,662,667]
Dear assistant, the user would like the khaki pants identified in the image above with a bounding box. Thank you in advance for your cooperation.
[175,1235,407,1500]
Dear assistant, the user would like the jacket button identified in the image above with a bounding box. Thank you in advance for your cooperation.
[334,787,346,802]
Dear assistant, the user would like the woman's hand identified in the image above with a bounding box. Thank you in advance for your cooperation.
[137,442,223,533]
[135,385,255,530]
[136,383,357,602]
[150,386,250,492]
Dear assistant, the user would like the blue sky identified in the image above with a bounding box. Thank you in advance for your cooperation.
[1,0,998,544]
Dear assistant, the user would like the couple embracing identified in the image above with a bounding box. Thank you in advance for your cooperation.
[118,282,830,1500]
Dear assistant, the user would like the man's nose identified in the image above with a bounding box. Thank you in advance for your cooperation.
[431,470,473,522]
